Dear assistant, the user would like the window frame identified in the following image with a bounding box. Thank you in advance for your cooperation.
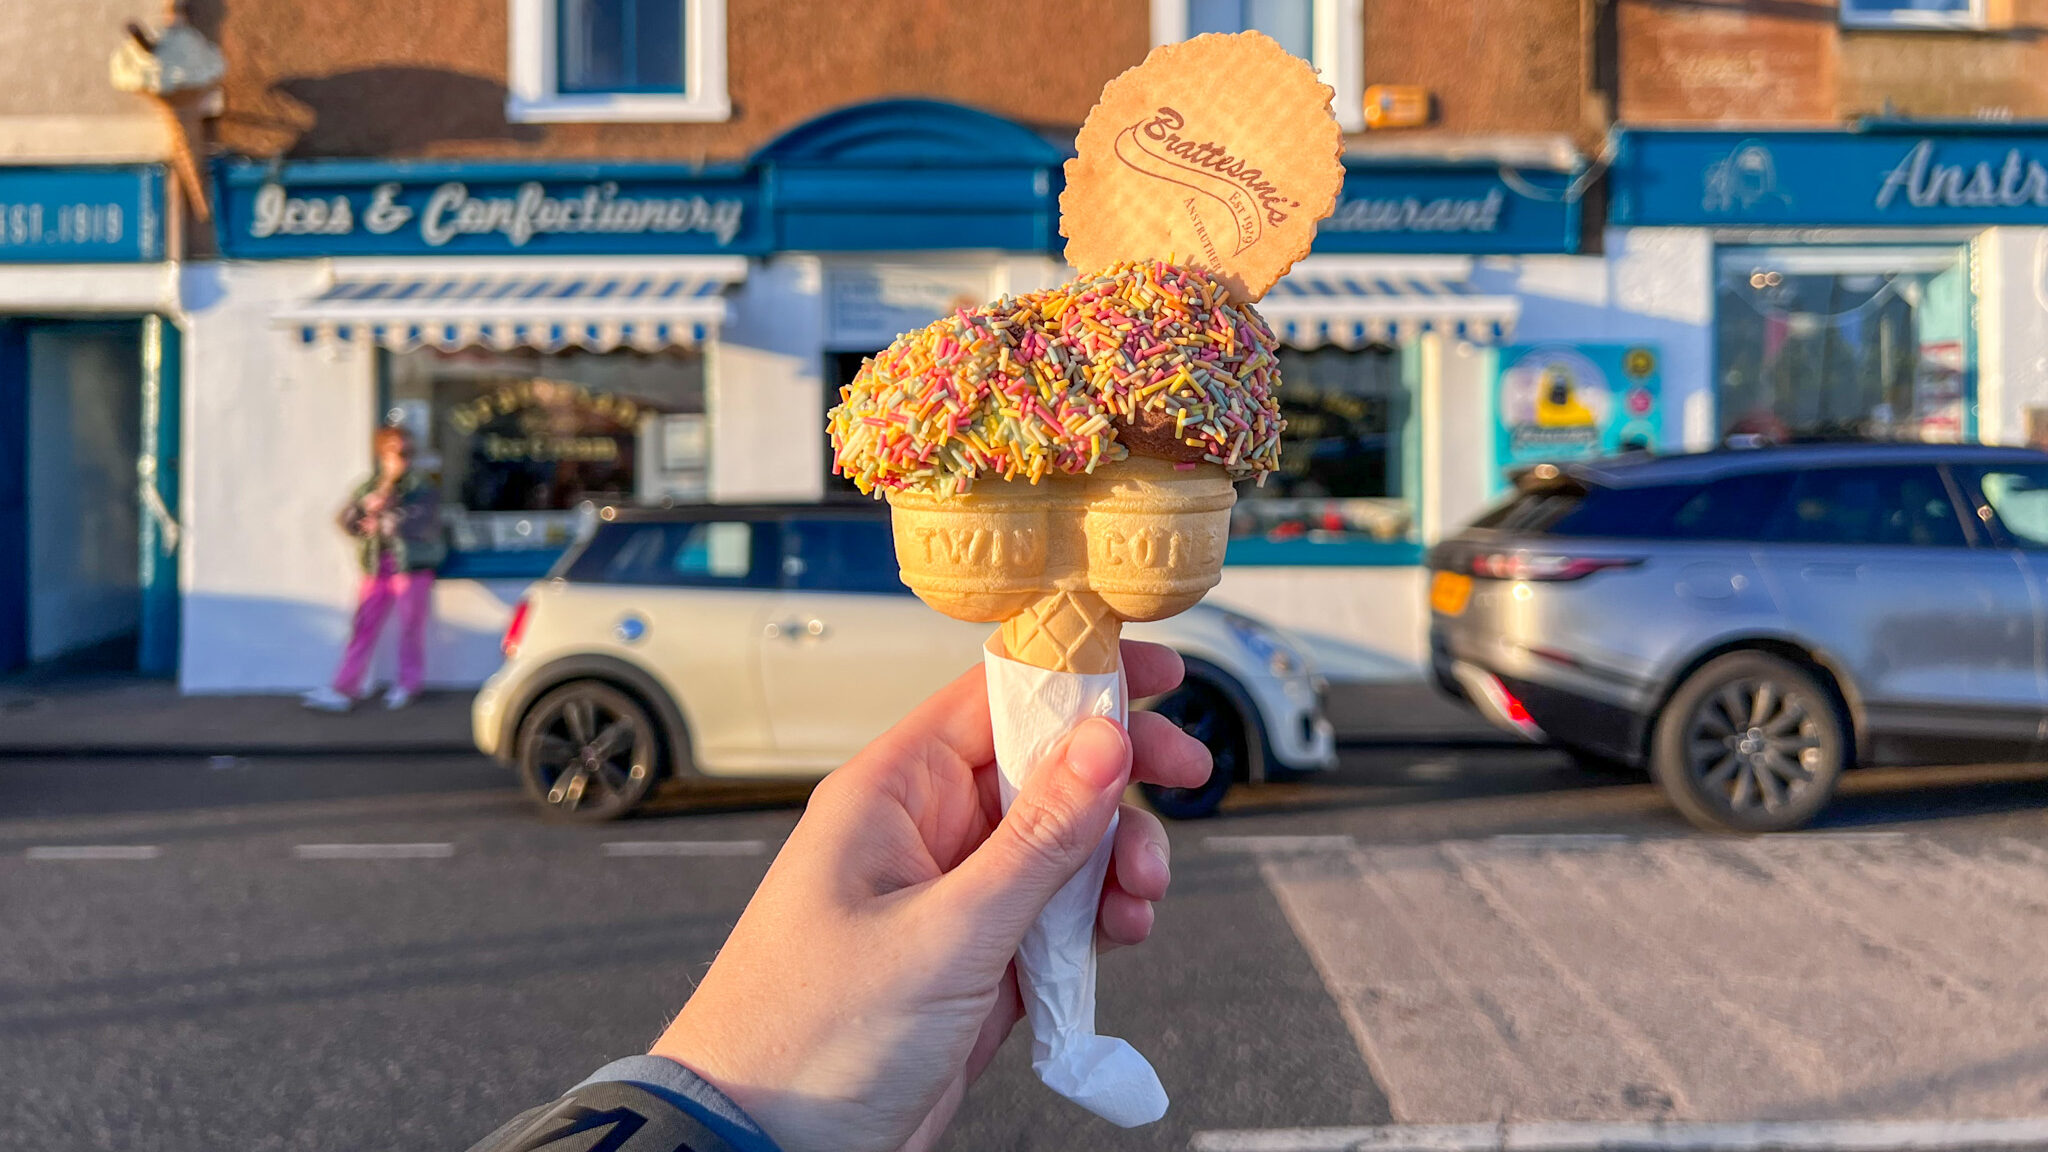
[1838,0,1988,30]
[509,0,730,123]
[1151,0,1365,133]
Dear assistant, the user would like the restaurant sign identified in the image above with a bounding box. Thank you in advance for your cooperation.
[1613,126,2048,228]
[217,160,769,258]
[1311,162,1581,254]
[0,165,161,263]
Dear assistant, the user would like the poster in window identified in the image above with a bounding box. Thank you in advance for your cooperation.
[1492,344,1661,483]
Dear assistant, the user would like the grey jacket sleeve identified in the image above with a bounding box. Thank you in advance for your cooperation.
[464,1055,782,1152]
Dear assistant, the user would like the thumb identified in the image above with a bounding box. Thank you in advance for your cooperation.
[943,716,1132,945]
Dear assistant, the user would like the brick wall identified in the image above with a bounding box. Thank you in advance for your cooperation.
[202,0,1147,161]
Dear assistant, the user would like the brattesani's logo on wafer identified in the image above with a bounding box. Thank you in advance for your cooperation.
[1113,107,1301,262]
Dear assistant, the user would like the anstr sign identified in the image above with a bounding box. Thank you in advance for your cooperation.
[217,161,769,258]
[1614,127,2048,227]
[1311,163,1578,254]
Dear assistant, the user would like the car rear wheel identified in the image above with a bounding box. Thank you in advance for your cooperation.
[516,681,661,822]
[1141,679,1249,820]
[1651,652,1845,833]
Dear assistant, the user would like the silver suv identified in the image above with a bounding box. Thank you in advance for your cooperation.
[1429,443,2048,832]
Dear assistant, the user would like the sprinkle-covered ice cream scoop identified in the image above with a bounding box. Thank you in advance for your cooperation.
[827,259,1284,497]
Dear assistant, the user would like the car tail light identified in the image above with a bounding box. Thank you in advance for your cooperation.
[1497,682,1534,727]
[502,598,532,658]
[1467,552,1643,582]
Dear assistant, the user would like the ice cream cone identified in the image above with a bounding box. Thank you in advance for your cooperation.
[886,456,1235,674]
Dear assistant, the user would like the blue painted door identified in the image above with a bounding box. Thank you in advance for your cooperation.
[138,316,180,676]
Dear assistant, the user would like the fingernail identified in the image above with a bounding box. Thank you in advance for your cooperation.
[1066,717,1131,790]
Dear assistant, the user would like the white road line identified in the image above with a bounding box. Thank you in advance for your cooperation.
[292,843,454,860]
[601,840,769,857]
[1192,1118,2048,1152]
[25,845,161,861]
[1205,834,1357,854]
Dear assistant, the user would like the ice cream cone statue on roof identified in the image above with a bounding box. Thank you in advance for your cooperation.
[110,0,225,223]
[828,31,1344,1126]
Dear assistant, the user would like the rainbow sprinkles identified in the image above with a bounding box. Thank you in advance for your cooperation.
[828,259,1285,497]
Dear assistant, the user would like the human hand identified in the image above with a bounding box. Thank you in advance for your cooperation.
[650,640,1211,1152]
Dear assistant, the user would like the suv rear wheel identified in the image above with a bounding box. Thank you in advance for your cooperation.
[1141,679,1250,820]
[1651,652,1846,833]
[517,681,661,822]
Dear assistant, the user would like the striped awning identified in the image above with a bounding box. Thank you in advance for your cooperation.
[1259,257,1518,349]
[277,257,747,353]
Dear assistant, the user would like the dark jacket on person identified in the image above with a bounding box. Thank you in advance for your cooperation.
[339,470,445,575]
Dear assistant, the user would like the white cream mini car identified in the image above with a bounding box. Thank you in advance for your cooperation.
[473,504,1337,821]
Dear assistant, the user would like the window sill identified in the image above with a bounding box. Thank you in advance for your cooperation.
[1838,13,1990,30]
[1224,538,1424,567]
[507,92,732,124]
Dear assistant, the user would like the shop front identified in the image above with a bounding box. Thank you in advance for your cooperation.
[189,101,1596,691]
[0,164,180,678]
[1610,123,2048,450]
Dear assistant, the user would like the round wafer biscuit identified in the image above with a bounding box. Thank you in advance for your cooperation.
[1060,31,1345,305]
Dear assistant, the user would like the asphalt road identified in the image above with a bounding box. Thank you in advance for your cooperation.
[11,743,2048,1151]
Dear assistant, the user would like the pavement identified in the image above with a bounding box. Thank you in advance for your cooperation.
[0,674,1502,757]
[12,741,2048,1151]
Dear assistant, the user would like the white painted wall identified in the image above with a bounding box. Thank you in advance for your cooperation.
[716,254,827,501]
[1211,566,1430,680]
[1480,228,1716,452]
[177,260,520,692]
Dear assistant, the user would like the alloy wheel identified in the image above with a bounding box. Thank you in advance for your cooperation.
[1684,678,1823,816]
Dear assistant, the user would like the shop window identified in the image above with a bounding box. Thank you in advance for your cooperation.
[1152,0,1365,133]
[1839,0,1986,29]
[508,0,728,122]
[382,346,708,578]
[1229,344,1415,562]
[1715,247,1972,446]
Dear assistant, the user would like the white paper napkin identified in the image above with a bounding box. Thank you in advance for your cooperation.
[982,635,1170,1128]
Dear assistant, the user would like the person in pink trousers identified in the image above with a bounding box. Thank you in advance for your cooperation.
[303,426,445,712]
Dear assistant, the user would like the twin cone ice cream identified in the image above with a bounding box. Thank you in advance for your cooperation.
[828,30,1345,1123]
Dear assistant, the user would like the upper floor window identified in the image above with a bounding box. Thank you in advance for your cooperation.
[1838,0,1987,30]
[1152,0,1364,132]
[509,0,729,122]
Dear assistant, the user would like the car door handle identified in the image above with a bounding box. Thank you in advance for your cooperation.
[1801,563,1861,582]
[765,619,801,640]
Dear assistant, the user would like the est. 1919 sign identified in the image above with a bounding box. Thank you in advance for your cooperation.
[0,166,162,263]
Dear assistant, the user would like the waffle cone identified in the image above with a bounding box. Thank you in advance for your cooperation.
[887,457,1235,674]
[156,91,211,222]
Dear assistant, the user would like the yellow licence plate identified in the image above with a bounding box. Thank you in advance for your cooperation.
[1430,571,1473,617]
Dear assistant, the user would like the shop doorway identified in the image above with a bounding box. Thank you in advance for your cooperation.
[0,316,180,676]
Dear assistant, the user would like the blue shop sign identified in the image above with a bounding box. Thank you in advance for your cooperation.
[0,166,161,263]
[216,160,769,259]
[1312,163,1581,254]
[1614,125,2048,228]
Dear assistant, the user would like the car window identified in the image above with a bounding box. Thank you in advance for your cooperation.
[1763,466,1966,548]
[785,517,909,594]
[564,520,778,587]
[1971,465,2048,548]
[1543,484,1693,538]
[1664,471,1793,540]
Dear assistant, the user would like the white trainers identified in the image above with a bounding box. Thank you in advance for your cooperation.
[384,686,418,710]
[301,687,354,712]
